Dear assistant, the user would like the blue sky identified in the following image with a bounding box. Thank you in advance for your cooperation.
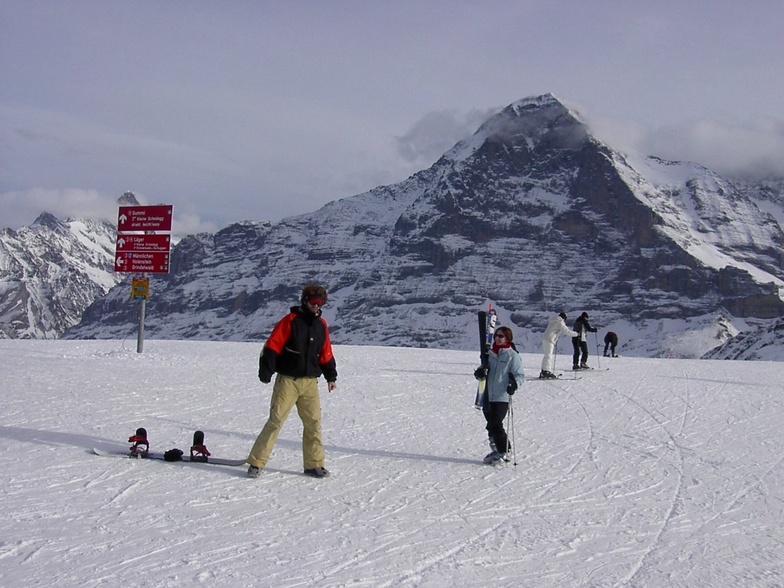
[2,1,783,234]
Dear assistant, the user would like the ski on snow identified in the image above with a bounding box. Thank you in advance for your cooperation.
[534,367,609,380]
[93,428,247,467]
[532,373,582,381]
[483,452,511,466]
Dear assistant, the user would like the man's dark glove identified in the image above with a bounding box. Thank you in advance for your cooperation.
[474,366,488,381]
[507,376,518,396]
[259,367,272,384]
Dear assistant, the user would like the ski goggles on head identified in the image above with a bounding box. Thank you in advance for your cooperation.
[306,297,325,307]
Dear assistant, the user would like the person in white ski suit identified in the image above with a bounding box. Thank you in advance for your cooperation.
[540,312,578,379]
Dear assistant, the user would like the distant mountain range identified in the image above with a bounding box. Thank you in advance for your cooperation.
[3,94,784,359]
[0,212,119,338]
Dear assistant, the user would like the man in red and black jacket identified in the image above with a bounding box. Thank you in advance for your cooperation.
[247,283,338,479]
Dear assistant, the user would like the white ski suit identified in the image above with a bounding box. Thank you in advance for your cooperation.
[541,315,578,373]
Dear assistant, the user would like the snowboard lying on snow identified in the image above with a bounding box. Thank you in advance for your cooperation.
[93,428,246,466]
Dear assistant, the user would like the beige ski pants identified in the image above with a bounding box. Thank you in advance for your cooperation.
[247,374,324,470]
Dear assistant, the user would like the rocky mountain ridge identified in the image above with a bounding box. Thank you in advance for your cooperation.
[4,94,784,358]
[66,95,784,356]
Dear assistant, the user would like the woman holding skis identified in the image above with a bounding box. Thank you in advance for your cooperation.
[473,326,525,464]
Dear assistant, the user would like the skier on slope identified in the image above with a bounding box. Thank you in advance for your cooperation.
[604,331,619,357]
[572,311,598,369]
[539,312,578,379]
[473,326,525,464]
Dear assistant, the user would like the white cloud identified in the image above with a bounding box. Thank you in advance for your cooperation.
[0,188,216,237]
[395,108,499,167]
[644,118,784,178]
[172,212,217,237]
[588,114,784,179]
[0,188,118,229]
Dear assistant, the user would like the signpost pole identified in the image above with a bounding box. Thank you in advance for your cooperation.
[137,280,146,354]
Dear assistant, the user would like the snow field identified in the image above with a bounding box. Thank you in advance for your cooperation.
[1,340,783,587]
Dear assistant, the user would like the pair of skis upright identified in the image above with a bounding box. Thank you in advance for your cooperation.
[473,304,497,410]
[472,304,517,467]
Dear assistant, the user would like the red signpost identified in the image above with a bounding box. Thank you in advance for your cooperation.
[115,206,173,275]
[115,204,174,352]
[115,234,171,253]
[114,251,171,274]
[118,205,173,231]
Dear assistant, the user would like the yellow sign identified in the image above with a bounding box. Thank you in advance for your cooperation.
[131,277,150,299]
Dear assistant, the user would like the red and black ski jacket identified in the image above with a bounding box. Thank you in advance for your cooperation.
[258,306,337,383]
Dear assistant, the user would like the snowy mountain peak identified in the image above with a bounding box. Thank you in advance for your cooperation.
[512,92,560,108]
[507,92,582,121]
[31,212,67,232]
[445,93,588,164]
[118,191,140,206]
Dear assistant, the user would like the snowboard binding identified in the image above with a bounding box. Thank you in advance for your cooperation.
[190,430,212,462]
[128,427,149,457]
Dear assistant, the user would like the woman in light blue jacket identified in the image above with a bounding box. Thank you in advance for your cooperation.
[474,326,525,464]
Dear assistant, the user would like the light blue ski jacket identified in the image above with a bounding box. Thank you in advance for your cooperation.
[485,346,525,403]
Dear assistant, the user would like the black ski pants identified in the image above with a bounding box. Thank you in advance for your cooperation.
[604,332,618,357]
[483,401,509,453]
[572,339,589,367]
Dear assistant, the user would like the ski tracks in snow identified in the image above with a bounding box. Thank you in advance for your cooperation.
[519,360,689,585]
[3,342,784,587]
[531,359,784,586]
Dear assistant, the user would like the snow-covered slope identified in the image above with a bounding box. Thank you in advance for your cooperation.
[620,154,784,293]
[2,339,783,586]
[703,316,784,360]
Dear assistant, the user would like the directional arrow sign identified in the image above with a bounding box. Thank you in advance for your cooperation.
[118,205,173,231]
[115,251,170,274]
[115,234,171,253]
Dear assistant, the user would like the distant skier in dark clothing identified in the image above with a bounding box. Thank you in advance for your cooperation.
[572,312,598,369]
[604,331,619,357]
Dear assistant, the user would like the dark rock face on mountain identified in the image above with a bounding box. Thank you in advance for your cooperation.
[31,95,784,354]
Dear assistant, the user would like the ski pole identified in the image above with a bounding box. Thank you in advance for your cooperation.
[595,331,601,369]
[508,396,517,466]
